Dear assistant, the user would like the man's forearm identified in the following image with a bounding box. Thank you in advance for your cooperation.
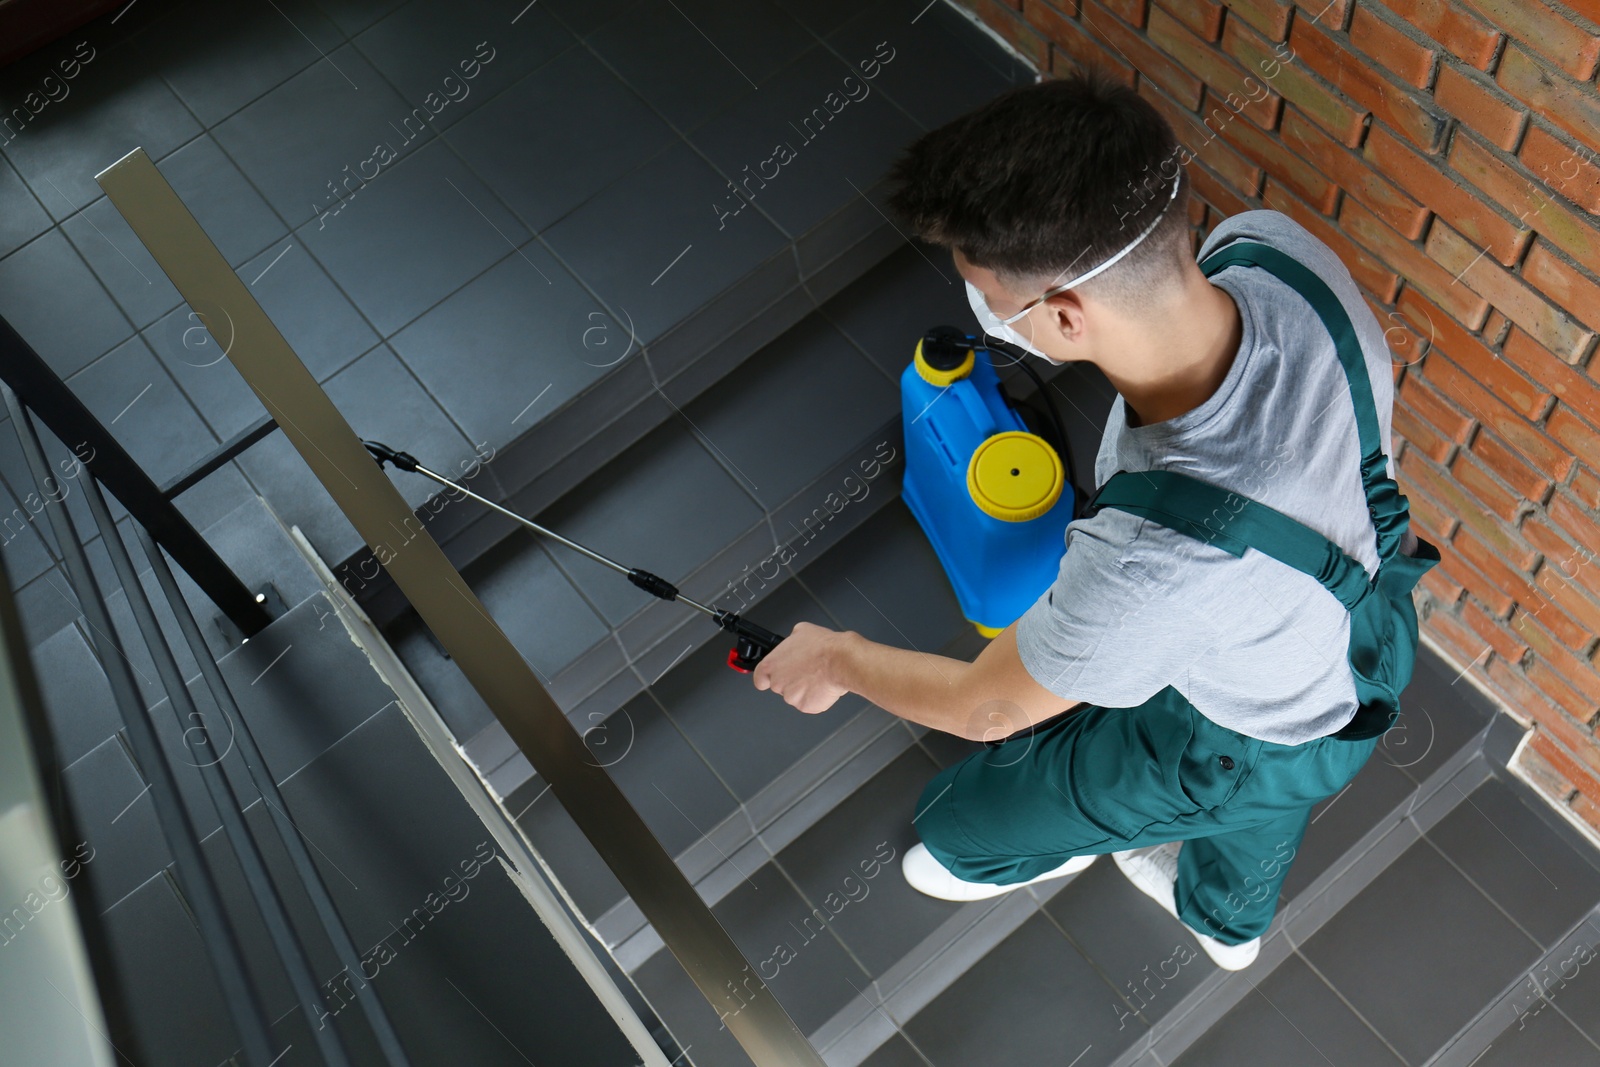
[829,631,985,739]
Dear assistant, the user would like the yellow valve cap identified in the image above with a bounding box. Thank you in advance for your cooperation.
[967,431,1064,523]
[913,337,975,386]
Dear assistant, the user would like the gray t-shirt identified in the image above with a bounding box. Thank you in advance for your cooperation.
[1015,209,1418,745]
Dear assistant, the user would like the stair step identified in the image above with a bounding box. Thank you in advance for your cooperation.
[337,0,1034,624]
[599,640,1583,1067]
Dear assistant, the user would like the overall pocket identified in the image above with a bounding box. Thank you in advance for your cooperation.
[1176,704,1259,812]
[1071,687,1203,837]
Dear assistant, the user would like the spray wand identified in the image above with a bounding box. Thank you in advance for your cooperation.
[363,441,784,673]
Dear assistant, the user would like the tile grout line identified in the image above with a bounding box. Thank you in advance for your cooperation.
[1290,948,1415,1067]
[1414,832,1551,960]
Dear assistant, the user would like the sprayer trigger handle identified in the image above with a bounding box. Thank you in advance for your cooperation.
[728,631,777,673]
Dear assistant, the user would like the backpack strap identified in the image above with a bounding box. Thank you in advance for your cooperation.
[1196,241,1413,564]
[1081,469,1373,611]
[1082,465,1438,740]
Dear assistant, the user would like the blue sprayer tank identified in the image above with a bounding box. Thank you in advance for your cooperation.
[900,327,1075,637]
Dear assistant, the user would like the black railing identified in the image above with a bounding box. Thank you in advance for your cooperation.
[1,322,411,1064]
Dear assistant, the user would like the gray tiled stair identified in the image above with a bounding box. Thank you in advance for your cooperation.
[0,0,1033,641]
[389,241,1113,800]
[604,620,1600,1067]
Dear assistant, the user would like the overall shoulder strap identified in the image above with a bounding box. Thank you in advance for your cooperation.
[1083,469,1373,610]
[1197,241,1412,564]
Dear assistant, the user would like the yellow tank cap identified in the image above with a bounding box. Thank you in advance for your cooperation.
[913,337,975,386]
[966,431,1064,523]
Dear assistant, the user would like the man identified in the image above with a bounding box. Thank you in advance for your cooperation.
[752,70,1429,972]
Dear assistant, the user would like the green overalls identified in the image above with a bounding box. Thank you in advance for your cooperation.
[914,242,1442,945]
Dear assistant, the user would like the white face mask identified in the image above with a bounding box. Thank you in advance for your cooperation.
[964,167,1183,365]
[966,279,1055,362]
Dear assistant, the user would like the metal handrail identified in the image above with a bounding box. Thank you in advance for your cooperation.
[159,414,279,499]
[5,384,416,1065]
[0,512,116,1066]
[81,467,359,1067]
[97,145,830,1067]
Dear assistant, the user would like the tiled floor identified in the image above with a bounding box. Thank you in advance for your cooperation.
[0,0,1031,588]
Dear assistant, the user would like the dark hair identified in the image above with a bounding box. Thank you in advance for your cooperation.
[886,68,1193,312]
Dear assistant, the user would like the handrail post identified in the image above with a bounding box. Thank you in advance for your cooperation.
[0,315,272,637]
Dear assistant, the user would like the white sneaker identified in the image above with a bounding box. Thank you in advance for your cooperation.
[1112,843,1261,971]
[901,843,1097,902]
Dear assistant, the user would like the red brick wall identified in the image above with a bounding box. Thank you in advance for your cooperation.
[956,0,1600,831]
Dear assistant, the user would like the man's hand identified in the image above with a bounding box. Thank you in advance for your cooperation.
[752,621,850,714]
[751,618,1083,740]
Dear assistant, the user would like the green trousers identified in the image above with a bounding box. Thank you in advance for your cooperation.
[914,686,1377,944]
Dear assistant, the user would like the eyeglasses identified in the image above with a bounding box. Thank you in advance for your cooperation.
[976,168,1184,333]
